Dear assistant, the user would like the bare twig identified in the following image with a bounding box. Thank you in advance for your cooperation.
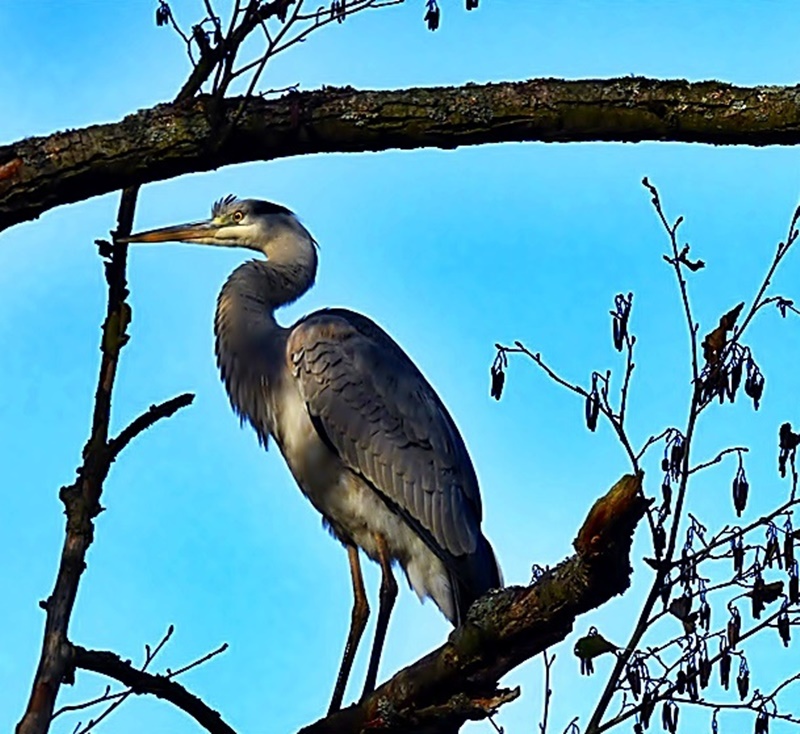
[688,446,749,475]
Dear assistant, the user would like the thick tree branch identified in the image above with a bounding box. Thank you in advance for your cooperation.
[3,78,800,233]
[300,473,648,734]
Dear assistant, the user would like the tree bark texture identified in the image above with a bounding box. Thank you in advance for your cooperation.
[2,78,800,233]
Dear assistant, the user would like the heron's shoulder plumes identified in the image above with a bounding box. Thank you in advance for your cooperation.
[211,195,294,220]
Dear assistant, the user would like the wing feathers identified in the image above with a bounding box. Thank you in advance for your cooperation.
[288,310,482,561]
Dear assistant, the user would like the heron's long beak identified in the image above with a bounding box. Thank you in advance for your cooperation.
[118,220,221,244]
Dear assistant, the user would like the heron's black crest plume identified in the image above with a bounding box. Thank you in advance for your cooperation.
[212,194,239,218]
[212,194,294,219]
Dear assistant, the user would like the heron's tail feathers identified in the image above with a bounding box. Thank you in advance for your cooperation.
[451,534,503,627]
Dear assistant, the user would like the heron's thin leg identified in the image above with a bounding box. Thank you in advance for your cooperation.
[329,543,370,714]
[362,534,397,698]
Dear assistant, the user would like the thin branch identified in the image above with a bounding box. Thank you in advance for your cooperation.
[732,205,800,343]
[108,393,195,461]
[688,446,749,475]
[71,645,236,734]
[539,651,555,734]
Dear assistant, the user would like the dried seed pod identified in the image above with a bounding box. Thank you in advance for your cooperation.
[755,710,770,734]
[156,0,171,26]
[626,663,642,699]
[490,363,505,400]
[784,519,796,568]
[675,668,687,694]
[790,560,799,605]
[424,0,440,30]
[736,658,750,701]
[728,607,742,648]
[751,575,766,619]
[728,358,743,401]
[732,464,749,517]
[744,360,765,410]
[699,599,711,632]
[720,646,732,689]
[670,440,685,476]
[585,379,600,432]
[686,660,699,701]
[661,477,672,513]
[778,604,791,647]
[732,534,745,577]
[611,293,632,352]
[641,689,655,729]
[764,524,782,569]
[699,649,712,689]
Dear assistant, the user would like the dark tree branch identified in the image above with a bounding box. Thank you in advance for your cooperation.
[70,645,236,734]
[108,393,195,461]
[298,473,648,734]
[6,78,800,233]
[14,188,141,734]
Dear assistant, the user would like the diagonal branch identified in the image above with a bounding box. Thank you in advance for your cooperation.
[5,78,800,233]
[108,393,195,461]
[298,473,648,734]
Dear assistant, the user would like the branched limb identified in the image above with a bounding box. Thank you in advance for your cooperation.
[642,177,700,382]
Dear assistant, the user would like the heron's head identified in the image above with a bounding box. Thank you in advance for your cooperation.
[122,195,316,263]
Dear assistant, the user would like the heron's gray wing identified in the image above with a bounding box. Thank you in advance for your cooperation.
[288,309,482,559]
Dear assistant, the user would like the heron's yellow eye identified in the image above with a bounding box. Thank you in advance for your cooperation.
[232,211,244,223]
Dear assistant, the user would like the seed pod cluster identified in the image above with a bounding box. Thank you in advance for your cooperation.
[697,342,765,410]
[661,701,679,734]
[626,654,648,699]
[661,431,686,481]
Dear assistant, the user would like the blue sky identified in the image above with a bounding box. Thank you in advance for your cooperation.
[3,2,800,733]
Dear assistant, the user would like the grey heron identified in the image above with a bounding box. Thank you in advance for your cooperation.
[122,196,502,712]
